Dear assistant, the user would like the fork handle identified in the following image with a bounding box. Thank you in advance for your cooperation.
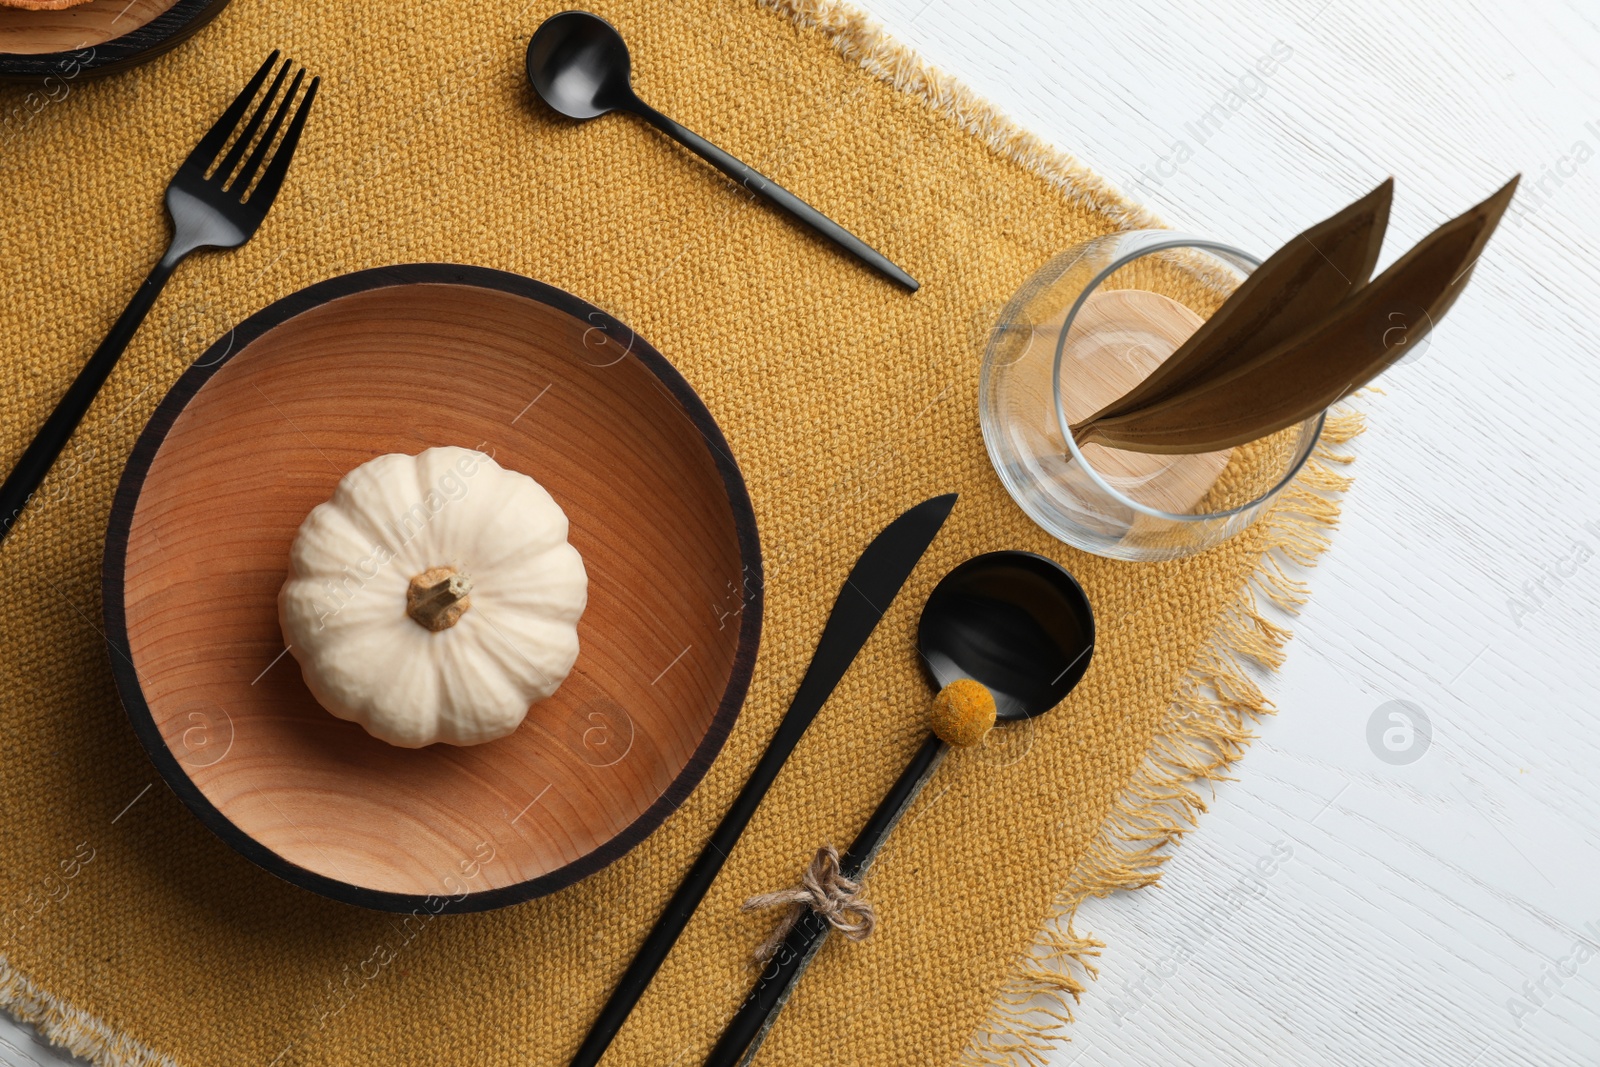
[0,245,183,546]
[626,99,919,292]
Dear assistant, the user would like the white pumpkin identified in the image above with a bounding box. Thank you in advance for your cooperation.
[277,446,587,748]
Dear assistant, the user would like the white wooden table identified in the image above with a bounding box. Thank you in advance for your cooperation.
[848,1,1600,1065]
[4,1,1597,1064]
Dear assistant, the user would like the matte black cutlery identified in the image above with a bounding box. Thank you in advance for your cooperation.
[705,551,1096,1066]
[568,493,957,1067]
[526,11,918,292]
[0,52,317,546]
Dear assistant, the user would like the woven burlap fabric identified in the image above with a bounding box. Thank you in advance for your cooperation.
[0,2,1351,1064]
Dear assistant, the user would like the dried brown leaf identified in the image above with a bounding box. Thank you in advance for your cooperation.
[1071,178,1394,434]
[1078,176,1519,455]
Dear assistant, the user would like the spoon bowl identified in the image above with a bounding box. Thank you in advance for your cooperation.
[523,9,920,289]
[703,550,1097,1064]
[918,551,1096,722]
[525,10,635,120]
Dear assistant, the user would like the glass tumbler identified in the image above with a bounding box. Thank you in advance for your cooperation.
[979,230,1325,562]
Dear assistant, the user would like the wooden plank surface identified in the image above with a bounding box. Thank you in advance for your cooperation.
[2,0,1597,1064]
[848,1,1600,1065]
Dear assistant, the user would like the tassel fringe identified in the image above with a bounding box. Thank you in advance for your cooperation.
[0,957,178,1067]
[959,415,1361,1065]
[755,5,1368,1062]
[0,5,1367,1064]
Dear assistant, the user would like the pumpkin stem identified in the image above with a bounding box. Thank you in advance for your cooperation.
[407,566,474,632]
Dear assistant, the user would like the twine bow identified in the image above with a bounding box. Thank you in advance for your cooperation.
[742,845,876,966]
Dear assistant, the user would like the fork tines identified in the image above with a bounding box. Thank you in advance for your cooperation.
[186,51,320,212]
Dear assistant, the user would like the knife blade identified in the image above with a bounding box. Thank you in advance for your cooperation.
[568,492,958,1067]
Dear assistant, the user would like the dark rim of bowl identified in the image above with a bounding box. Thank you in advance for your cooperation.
[0,0,231,83]
[101,263,765,914]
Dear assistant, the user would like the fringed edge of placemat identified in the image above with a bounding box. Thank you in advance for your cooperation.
[1,6,1356,1064]
[754,5,1368,1061]
[958,410,1364,1066]
[0,955,179,1067]
[758,0,1169,233]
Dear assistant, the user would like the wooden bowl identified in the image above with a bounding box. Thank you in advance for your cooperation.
[103,264,763,912]
[0,0,230,83]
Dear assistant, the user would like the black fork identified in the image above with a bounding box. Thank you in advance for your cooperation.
[0,51,319,546]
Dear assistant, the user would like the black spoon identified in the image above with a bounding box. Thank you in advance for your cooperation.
[704,551,1096,1066]
[525,10,919,291]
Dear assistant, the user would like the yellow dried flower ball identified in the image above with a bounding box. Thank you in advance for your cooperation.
[929,678,997,747]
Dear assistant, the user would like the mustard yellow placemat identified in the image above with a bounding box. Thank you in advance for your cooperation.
[0,1,1359,1064]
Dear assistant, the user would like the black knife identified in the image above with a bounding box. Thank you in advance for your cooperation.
[569,493,959,1067]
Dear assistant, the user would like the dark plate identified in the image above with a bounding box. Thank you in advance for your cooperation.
[0,0,229,83]
[102,264,764,912]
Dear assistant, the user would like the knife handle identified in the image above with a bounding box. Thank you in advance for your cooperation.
[568,585,889,1067]
[705,733,950,1067]
[569,494,957,1067]
[568,691,824,1067]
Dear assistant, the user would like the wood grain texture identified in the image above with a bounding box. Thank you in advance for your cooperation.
[102,266,762,911]
[1,0,1596,1064]
[0,0,226,80]
[0,0,175,51]
[851,1,1600,1066]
